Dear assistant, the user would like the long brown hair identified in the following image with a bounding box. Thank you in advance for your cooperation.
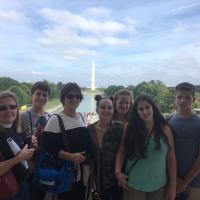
[0,91,21,133]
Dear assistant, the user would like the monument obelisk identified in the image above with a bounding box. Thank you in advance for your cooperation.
[91,61,96,91]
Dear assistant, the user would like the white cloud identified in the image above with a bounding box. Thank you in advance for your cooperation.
[101,37,130,45]
[37,7,135,60]
[39,8,132,36]
[31,70,46,76]
[63,48,99,60]
[171,2,200,13]
[86,6,111,16]
[0,10,29,24]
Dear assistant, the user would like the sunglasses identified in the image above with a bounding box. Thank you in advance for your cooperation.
[99,105,113,110]
[66,94,82,100]
[0,105,18,111]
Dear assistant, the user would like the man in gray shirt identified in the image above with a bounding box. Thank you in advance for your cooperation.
[168,82,200,200]
[21,81,51,200]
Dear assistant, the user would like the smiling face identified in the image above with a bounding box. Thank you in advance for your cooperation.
[97,99,113,121]
[116,94,132,115]
[137,100,154,122]
[32,89,49,109]
[63,91,82,111]
[0,97,18,124]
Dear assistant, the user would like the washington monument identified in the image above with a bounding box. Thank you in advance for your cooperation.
[91,61,96,91]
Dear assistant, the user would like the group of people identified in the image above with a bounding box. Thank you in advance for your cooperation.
[0,81,200,200]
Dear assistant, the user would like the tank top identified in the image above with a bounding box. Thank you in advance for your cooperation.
[126,136,168,192]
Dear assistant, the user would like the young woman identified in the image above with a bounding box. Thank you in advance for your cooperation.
[88,95,123,200]
[42,82,91,200]
[115,95,176,200]
[0,91,36,200]
[112,89,133,124]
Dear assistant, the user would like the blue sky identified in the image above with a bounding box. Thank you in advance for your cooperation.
[0,0,200,87]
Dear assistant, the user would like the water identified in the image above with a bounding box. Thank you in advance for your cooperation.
[54,94,96,113]
[77,94,96,113]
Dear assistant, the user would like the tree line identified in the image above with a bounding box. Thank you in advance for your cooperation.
[0,77,199,113]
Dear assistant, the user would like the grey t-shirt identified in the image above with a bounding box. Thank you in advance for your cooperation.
[21,107,50,138]
[168,114,200,187]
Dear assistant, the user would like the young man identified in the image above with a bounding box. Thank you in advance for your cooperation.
[21,81,51,144]
[168,82,200,200]
[21,81,51,200]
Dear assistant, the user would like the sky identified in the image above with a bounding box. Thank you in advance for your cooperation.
[0,0,200,87]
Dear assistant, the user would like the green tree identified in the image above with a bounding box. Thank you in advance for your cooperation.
[9,85,30,105]
[104,85,125,96]
[133,80,172,113]
[193,92,200,108]
[0,77,19,92]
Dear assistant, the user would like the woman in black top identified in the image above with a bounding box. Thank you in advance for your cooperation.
[88,95,123,200]
[0,91,37,200]
[43,82,91,200]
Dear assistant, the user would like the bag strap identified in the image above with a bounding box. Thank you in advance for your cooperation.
[54,114,71,152]
[78,113,86,125]
[28,111,33,135]
[126,131,152,175]
[28,110,50,135]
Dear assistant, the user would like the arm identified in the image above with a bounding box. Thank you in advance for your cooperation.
[165,125,177,200]
[181,147,200,189]
[58,150,86,164]
[115,124,129,189]
[0,145,34,176]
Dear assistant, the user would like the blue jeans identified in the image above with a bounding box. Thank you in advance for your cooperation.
[9,181,30,200]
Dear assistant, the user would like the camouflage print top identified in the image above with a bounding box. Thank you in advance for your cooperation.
[88,120,123,191]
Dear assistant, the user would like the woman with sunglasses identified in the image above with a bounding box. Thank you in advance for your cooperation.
[112,89,133,125]
[88,95,123,200]
[115,95,176,200]
[42,82,91,200]
[0,91,37,200]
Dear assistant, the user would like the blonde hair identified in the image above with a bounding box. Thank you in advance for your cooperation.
[0,91,21,133]
[112,89,134,121]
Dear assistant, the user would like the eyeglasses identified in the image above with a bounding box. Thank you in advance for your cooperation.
[65,94,82,100]
[0,105,18,111]
[99,105,113,110]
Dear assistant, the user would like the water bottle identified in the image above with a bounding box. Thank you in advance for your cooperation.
[7,137,28,169]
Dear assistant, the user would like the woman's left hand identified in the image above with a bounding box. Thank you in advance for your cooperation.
[166,186,176,200]
[31,135,38,148]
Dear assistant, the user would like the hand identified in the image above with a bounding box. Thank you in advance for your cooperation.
[17,145,34,161]
[166,186,176,200]
[71,151,86,164]
[176,178,187,193]
[31,135,38,148]
[115,172,129,190]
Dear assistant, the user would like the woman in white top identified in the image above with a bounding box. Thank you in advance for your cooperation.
[43,82,91,200]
